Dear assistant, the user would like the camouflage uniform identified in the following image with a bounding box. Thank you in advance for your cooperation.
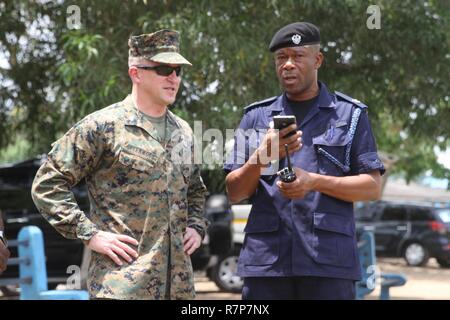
[31,30,208,300]
[128,29,192,65]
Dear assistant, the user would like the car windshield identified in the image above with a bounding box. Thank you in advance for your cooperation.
[437,209,450,223]
[354,202,377,221]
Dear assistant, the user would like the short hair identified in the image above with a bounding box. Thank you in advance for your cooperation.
[303,44,321,53]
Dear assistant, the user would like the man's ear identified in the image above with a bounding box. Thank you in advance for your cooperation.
[315,52,324,70]
[128,67,140,83]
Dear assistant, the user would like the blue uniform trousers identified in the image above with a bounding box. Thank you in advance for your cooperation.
[242,276,355,300]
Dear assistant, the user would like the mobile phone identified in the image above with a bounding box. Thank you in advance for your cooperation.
[273,115,297,137]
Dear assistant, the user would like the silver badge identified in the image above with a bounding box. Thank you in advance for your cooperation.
[292,34,302,45]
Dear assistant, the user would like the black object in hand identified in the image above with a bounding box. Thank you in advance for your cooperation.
[279,144,297,183]
[273,115,296,137]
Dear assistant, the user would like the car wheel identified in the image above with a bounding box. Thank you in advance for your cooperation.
[209,246,243,293]
[436,258,450,268]
[403,242,429,266]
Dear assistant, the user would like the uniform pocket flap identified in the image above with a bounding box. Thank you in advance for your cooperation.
[312,127,350,147]
[313,212,353,236]
[119,150,155,172]
[244,212,280,233]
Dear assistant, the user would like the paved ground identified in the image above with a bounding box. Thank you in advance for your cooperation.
[195,257,450,300]
[365,257,450,300]
[2,257,449,300]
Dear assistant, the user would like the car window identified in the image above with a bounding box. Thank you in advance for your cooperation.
[380,206,407,221]
[0,168,33,188]
[436,209,450,223]
[409,207,434,221]
[354,201,378,221]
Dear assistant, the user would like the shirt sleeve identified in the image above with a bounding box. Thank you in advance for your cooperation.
[187,163,209,239]
[31,119,104,241]
[223,113,251,174]
[350,108,385,175]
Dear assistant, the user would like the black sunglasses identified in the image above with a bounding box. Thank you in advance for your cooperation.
[135,65,182,77]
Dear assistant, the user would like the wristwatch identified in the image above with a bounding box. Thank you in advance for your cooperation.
[0,230,7,247]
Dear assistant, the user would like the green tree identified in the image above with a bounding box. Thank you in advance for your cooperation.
[0,0,449,184]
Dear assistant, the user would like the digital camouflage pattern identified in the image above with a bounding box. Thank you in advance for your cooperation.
[128,29,192,66]
[31,95,208,299]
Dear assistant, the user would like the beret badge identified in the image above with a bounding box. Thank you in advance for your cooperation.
[291,34,302,45]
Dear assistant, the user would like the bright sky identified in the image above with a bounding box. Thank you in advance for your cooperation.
[437,148,450,169]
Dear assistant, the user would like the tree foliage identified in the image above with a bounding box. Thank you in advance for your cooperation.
[0,0,449,183]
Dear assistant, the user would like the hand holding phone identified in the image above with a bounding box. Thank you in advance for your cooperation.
[256,115,301,166]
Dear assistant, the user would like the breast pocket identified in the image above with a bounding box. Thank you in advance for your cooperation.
[312,126,350,175]
[118,149,156,173]
[312,212,355,267]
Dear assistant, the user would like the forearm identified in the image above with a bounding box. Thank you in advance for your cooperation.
[311,171,382,202]
[225,151,264,204]
[31,160,98,241]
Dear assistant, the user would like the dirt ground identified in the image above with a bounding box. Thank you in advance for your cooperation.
[194,257,450,300]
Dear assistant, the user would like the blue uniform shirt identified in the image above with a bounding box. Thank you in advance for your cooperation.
[224,82,385,280]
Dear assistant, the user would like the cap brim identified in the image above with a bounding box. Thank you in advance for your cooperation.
[146,52,192,66]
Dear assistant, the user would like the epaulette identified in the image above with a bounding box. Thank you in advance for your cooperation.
[244,96,277,114]
[335,91,368,109]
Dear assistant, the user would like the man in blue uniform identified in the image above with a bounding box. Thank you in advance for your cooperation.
[224,22,385,299]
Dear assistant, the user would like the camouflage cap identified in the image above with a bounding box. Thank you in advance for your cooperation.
[128,29,192,66]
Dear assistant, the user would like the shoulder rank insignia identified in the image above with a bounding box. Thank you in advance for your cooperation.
[335,91,368,109]
[244,96,278,114]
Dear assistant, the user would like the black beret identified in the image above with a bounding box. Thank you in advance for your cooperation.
[269,22,320,52]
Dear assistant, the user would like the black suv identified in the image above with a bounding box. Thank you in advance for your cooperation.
[355,201,450,267]
[0,157,232,295]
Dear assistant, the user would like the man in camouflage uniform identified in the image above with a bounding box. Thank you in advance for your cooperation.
[31,29,209,300]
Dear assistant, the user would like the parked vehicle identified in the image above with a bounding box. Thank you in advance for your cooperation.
[206,199,450,294]
[0,157,233,296]
[355,201,450,267]
[206,203,249,293]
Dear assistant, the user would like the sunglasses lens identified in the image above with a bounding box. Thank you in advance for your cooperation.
[156,66,182,76]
